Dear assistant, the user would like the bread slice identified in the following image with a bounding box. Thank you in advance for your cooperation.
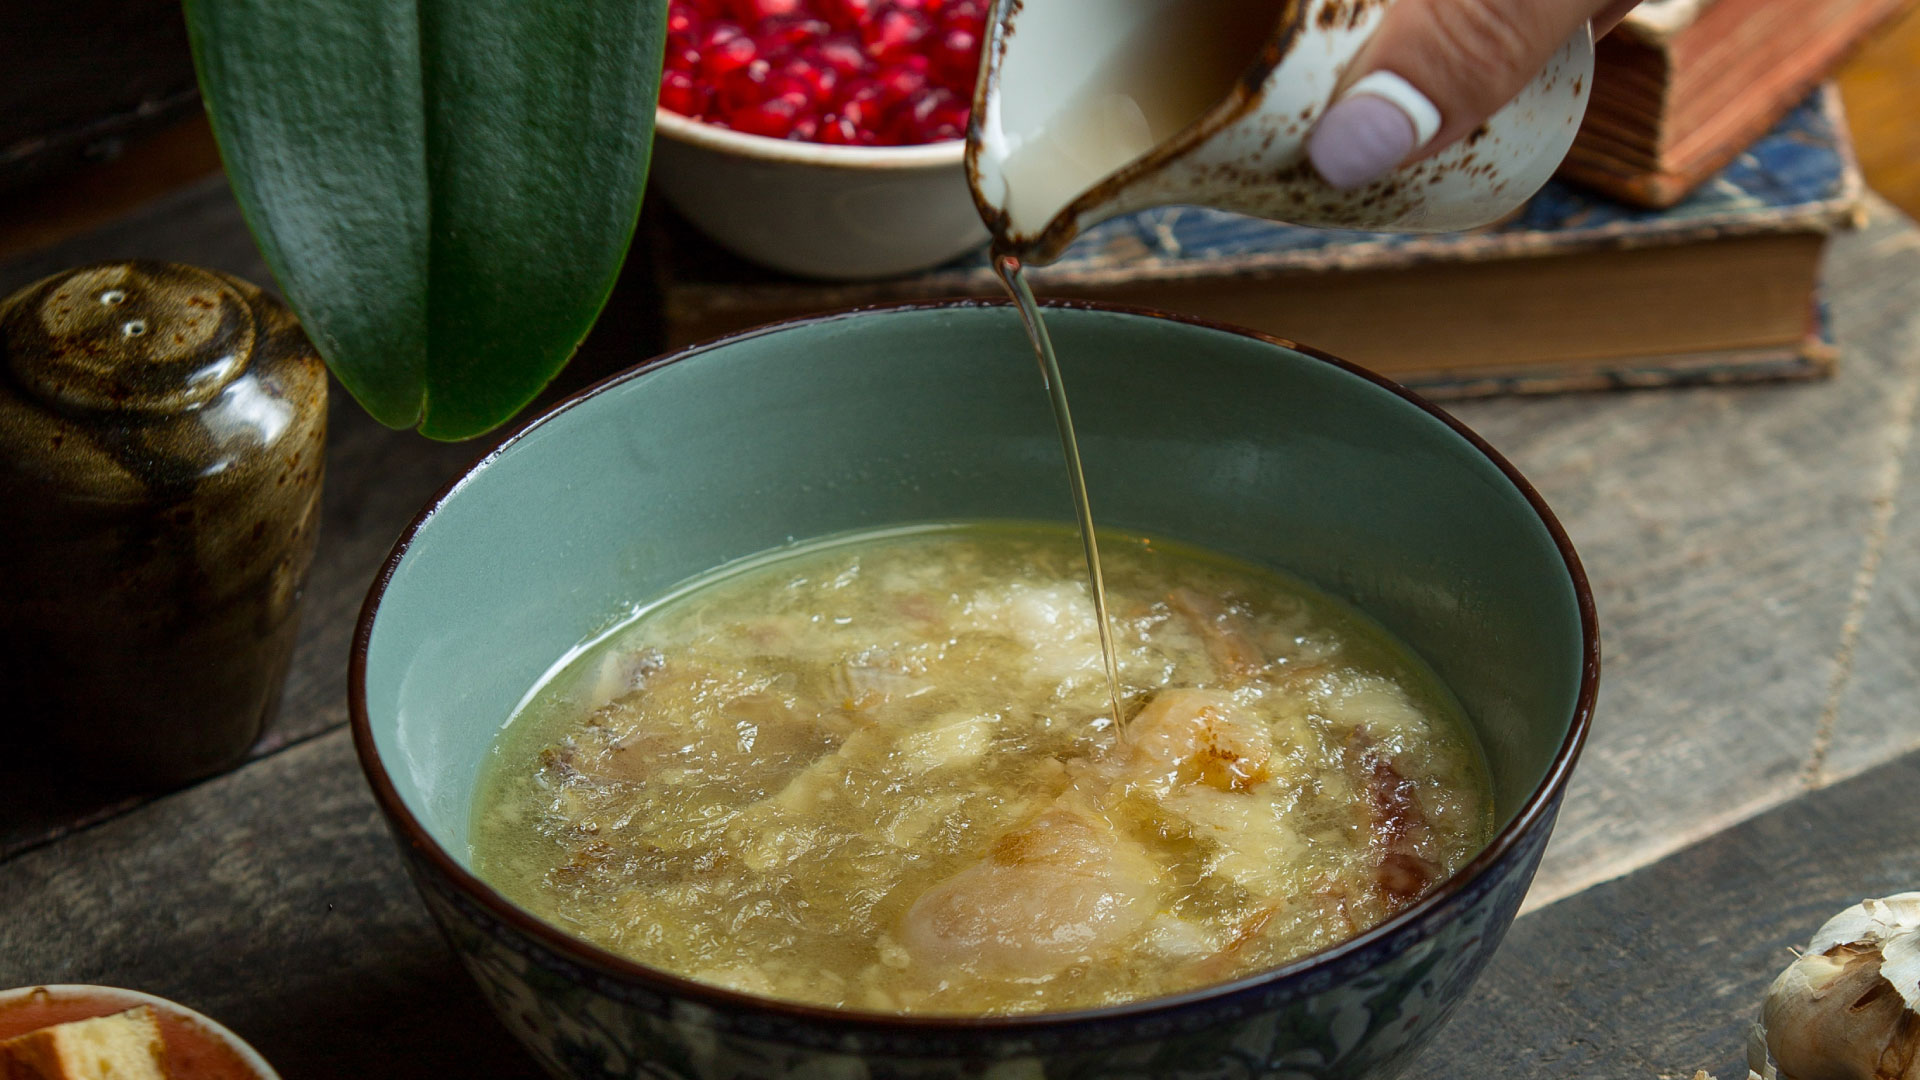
[0,1006,170,1080]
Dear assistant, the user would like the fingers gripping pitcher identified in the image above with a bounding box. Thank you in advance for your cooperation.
[967,0,1594,264]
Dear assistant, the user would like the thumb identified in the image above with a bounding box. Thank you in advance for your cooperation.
[1306,0,1631,190]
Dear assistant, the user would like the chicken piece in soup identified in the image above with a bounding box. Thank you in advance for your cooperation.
[471,523,1492,1015]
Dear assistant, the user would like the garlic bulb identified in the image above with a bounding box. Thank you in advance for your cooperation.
[1747,893,1920,1080]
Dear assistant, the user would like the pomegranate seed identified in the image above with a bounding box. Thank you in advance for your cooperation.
[941,0,985,25]
[714,57,774,111]
[932,26,978,86]
[731,0,804,20]
[813,33,867,76]
[697,23,758,81]
[665,34,702,73]
[925,99,970,141]
[667,1,702,36]
[818,0,874,30]
[862,7,930,63]
[873,56,928,104]
[772,56,837,105]
[834,79,883,122]
[755,15,832,50]
[728,91,811,137]
[817,113,867,144]
[892,86,965,142]
[659,69,709,117]
[698,19,742,48]
[668,0,970,146]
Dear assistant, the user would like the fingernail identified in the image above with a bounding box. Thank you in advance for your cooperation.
[1308,72,1442,190]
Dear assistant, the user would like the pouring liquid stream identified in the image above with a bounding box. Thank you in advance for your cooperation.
[979,2,1275,737]
[992,253,1129,733]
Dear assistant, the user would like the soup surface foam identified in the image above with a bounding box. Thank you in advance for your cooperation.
[471,522,1490,1015]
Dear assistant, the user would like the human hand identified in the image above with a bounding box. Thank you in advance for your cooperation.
[1306,0,1642,189]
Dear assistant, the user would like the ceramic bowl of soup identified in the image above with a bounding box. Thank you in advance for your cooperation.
[351,301,1597,1080]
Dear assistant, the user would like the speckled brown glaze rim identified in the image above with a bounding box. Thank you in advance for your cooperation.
[349,298,1599,1041]
[964,0,1309,263]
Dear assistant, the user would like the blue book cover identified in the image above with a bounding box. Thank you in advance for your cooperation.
[653,86,1859,395]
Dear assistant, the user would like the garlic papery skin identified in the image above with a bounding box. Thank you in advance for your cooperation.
[1749,893,1920,1080]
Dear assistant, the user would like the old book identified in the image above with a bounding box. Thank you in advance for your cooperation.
[647,86,1859,399]
[1560,0,1908,207]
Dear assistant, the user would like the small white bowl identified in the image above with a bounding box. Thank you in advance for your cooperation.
[650,108,990,280]
[0,984,281,1079]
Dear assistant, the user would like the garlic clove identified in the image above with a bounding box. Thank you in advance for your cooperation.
[1747,1019,1776,1079]
[1807,892,1920,957]
[1752,894,1920,1080]
[1881,919,1920,1014]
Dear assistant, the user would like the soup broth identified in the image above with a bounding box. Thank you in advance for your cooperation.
[471,523,1491,1015]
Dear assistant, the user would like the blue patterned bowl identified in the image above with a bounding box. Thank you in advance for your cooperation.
[351,302,1597,1080]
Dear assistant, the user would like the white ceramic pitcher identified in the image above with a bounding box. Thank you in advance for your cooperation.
[968,0,1594,264]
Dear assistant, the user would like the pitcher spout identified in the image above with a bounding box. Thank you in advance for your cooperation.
[967,0,1301,264]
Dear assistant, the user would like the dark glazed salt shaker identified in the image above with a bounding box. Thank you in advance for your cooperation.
[0,261,327,786]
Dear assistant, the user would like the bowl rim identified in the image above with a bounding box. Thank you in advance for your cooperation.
[349,297,1600,1034]
[655,106,964,170]
[0,984,282,1079]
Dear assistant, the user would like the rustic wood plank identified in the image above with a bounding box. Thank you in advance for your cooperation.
[1404,745,1920,1079]
[1816,224,1920,782]
[1444,197,1920,908]
[0,728,546,1079]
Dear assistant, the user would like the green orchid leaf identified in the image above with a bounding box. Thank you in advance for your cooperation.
[184,0,665,439]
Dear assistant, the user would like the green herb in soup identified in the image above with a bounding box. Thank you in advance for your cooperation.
[471,523,1492,1015]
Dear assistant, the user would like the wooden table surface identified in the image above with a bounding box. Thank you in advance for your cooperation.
[5,187,1920,1078]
